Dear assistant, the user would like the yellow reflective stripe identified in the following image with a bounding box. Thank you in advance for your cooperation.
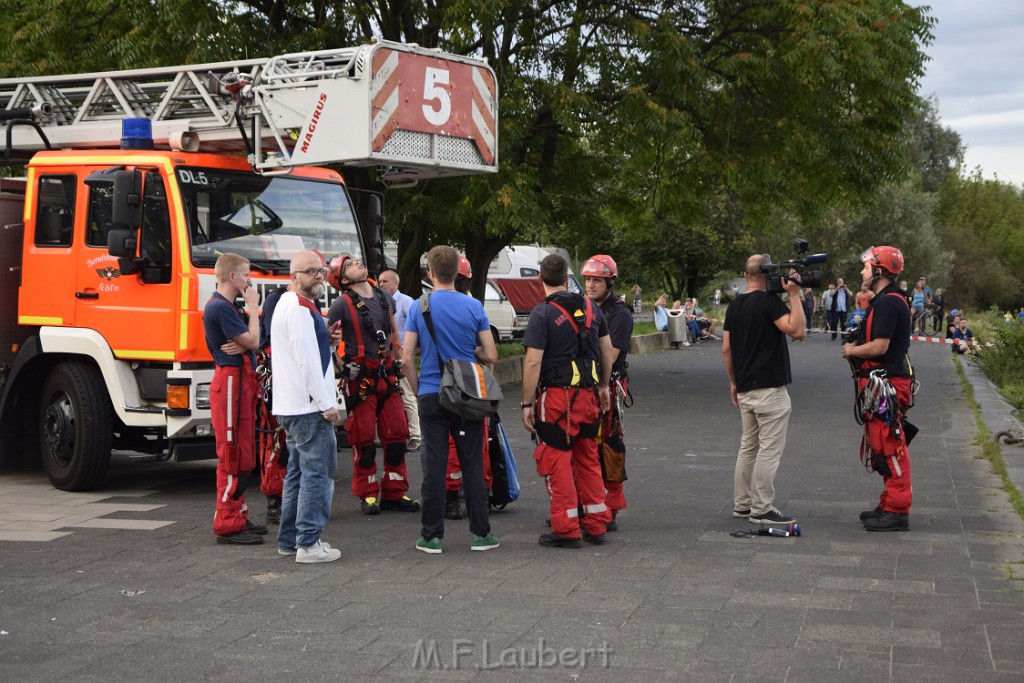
[167,177,191,275]
[114,350,176,360]
[20,316,62,325]
[179,313,189,351]
[570,361,580,386]
[179,277,191,350]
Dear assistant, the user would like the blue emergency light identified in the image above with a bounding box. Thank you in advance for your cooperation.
[121,118,154,150]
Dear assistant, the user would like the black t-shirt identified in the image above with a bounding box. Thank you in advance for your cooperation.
[723,290,792,393]
[600,292,633,374]
[861,289,911,365]
[523,292,608,374]
[327,288,395,358]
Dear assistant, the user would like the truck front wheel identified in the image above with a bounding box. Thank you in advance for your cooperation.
[39,362,113,491]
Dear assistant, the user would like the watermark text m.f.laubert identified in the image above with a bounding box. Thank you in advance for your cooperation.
[412,638,614,671]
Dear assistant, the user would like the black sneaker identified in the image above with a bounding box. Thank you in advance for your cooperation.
[216,530,264,545]
[606,519,618,532]
[244,519,269,535]
[538,533,582,549]
[859,506,882,521]
[361,497,380,515]
[266,496,281,525]
[380,496,421,512]
[749,507,796,525]
[444,491,463,520]
[864,511,909,532]
[732,508,751,519]
[582,530,606,545]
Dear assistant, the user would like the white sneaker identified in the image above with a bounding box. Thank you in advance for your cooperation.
[279,541,329,556]
[295,540,341,563]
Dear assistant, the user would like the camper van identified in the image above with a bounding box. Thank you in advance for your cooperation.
[488,245,582,293]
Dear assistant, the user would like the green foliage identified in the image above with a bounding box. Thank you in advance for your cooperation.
[970,315,1024,416]
[934,171,1024,310]
[1,1,944,306]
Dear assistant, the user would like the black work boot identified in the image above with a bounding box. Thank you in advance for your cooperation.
[864,510,909,532]
[266,496,281,525]
[444,490,463,520]
[859,506,881,522]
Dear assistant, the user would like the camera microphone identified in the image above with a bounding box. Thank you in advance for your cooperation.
[802,253,828,265]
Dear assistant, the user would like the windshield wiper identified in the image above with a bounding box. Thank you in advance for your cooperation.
[248,259,287,275]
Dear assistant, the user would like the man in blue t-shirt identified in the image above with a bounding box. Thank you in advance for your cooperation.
[202,253,266,545]
[403,246,500,554]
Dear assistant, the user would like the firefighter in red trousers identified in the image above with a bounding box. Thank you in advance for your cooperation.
[327,255,420,515]
[202,253,268,544]
[445,255,493,519]
[522,254,615,548]
[582,254,633,531]
[842,246,917,532]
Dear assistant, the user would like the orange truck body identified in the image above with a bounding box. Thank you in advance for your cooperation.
[0,152,362,490]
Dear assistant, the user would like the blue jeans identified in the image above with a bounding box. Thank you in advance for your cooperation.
[276,412,337,550]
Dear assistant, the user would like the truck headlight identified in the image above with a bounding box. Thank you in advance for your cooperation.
[195,383,211,410]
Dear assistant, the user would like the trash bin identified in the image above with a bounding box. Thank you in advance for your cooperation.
[667,310,688,347]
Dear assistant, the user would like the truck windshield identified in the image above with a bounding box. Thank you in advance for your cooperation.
[178,167,362,270]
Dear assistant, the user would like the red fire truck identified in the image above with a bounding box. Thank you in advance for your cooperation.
[0,41,498,490]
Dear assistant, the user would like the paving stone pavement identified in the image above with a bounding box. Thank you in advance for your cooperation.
[1,335,1023,682]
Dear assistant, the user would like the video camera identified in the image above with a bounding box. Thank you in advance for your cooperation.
[760,239,828,294]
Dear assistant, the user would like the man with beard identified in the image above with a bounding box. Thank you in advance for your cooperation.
[272,250,342,562]
[582,254,633,531]
[327,256,419,515]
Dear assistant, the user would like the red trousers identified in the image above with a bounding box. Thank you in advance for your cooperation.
[533,387,611,538]
[858,375,913,514]
[446,417,493,492]
[343,376,410,501]
[211,364,257,535]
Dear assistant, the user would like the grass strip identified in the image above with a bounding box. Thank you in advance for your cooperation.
[953,356,1024,520]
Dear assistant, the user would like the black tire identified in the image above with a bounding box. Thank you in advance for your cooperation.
[491,326,501,346]
[39,361,113,491]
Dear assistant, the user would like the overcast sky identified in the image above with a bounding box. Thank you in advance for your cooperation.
[917,0,1024,186]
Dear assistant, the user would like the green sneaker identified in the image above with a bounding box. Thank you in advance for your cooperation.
[470,533,500,551]
[416,537,442,554]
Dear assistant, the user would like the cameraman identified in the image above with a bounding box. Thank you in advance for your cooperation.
[722,254,805,526]
[841,246,915,532]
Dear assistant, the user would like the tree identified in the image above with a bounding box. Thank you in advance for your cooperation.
[935,171,1024,310]
[1,1,938,304]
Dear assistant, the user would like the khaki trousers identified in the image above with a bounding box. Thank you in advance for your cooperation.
[733,386,792,515]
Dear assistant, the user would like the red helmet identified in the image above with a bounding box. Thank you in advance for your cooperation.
[581,254,617,279]
[327,253,354,291]
[860,246,904,275]
[457,255,473,279]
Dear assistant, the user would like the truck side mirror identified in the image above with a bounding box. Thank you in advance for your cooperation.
[107,229,140,274]
[364,194,385,272]
[112,169,143,230]
[107,229,137,258]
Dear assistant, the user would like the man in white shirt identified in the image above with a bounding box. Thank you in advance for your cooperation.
[271,250,343,564]
[378,269,421,452]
